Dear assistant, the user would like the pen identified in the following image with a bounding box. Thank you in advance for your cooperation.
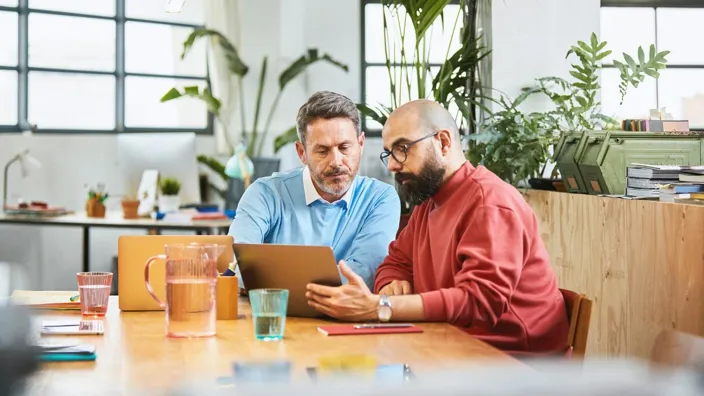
[353,323,414,329]
[222,262,237,277]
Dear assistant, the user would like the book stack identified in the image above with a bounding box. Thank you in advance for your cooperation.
[620,119,690,132]
[625,163,704,201]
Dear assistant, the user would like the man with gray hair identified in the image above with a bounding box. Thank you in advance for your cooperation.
[228,91,400,289]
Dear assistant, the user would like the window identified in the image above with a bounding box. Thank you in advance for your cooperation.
[601,2,704,128]
[0,0,210,133]
[360,0,463,135]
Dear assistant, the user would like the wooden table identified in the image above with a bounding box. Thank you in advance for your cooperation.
[0,212,232,272]
[25,296,522,395]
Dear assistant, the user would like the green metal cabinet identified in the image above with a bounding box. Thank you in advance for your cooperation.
[576,131,704,195]
[553,131,591,194]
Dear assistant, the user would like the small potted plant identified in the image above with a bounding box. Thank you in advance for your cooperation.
[158,177,181,213]
[121,192,140,219]
[86,184,108,218]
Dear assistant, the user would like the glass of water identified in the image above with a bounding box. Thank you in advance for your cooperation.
[77,272,113,317]
[248,289,289,341]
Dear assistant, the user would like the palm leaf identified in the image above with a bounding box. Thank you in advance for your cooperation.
[160,86,221,117]
[278,49,348,90]
[182,28,248,77]
[273,126,299,153]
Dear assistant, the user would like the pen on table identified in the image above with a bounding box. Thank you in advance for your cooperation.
[353,323,414,329]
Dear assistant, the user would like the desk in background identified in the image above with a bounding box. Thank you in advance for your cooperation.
[27,296,522,394]
[0,212,232,273]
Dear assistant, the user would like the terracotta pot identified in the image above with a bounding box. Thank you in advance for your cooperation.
[86,198,106,218]
[121,200,140,219]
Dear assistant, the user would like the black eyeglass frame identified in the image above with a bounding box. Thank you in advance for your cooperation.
[379,131,439,166]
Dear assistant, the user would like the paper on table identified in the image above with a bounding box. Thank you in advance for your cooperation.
[10,290,81,310]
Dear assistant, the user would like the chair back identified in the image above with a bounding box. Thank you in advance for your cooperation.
[560,288,593,358]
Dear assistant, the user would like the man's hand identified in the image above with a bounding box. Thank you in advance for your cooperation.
[306,260,379,322]
[378,280,413,296]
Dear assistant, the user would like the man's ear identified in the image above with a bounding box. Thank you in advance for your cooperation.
[437,129,452,156]
[295,141,307,165]
[358,132,365,151]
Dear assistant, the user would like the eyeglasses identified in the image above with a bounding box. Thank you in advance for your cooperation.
[379,131,439,167]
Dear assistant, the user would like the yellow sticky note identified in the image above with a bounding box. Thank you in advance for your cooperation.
[318,354,377,377]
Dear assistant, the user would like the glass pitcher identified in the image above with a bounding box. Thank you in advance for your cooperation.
[144,243,224,338]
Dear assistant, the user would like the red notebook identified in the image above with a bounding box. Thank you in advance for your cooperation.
[317,324,423,336]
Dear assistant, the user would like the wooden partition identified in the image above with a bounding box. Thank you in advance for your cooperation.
[522,190,704,360]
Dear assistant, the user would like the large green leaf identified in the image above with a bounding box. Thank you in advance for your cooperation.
[160,85,221,117]
[273,126,299,153]
[182,27,248,77]
[387,0,452,48]
[356,103,389,126]
[278,49,349,90]
[197,154,227,182]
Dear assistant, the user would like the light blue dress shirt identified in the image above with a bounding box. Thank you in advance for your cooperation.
[228,166,401,289]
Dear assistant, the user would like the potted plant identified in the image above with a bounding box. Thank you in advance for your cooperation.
[159,177,182,213]
[467,33,670,189]
[86,184,108,218]
[357,0,489,223]
[160,28,349,204]
[121,192,140,219]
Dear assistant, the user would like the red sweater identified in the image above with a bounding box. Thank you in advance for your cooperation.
[375,162,569,355]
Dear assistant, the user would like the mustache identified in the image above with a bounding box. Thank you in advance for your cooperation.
[394,172,416,183]
[324,167,349,177]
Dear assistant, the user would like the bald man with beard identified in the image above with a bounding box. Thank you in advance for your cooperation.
[306,99,570,358]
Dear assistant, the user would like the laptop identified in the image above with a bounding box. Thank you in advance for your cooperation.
[117,235,234,311]
[234,243,342,318]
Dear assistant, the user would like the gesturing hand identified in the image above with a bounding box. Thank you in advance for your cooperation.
[378,280,413,296]
[306,260,379,322]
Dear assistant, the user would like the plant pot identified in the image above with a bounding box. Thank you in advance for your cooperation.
[528,177,558,191]
[158,195,181,213]
[552,181,567,192]
[86,198,106,218]
[225,157,281,210]
[121,199,140,219]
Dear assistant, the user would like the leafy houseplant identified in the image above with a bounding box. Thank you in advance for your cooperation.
[161,28,349,185]
[356,0,489,214]
[159,177,182,213]
[86,184,108,218]
[468,32,670,187]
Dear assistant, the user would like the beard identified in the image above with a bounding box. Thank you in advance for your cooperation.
[313,166,354,197]
[395,155,446,206]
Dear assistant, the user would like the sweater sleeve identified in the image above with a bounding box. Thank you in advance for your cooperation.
[420,205,525,327]
[373,209,416,293]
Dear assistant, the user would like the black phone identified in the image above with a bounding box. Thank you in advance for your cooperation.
[306,363,413,384]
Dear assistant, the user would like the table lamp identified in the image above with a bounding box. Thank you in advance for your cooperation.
[224,143,255,189]
[2,149,42,212]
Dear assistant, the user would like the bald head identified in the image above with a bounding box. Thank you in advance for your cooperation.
[384,99,462,143]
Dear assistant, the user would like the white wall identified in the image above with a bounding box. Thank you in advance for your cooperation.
[492,0,601,112]
[0,0,600,292]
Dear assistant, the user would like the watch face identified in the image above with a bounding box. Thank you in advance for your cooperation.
[379,306,392,322]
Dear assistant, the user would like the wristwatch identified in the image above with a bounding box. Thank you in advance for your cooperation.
[378,295,392,322]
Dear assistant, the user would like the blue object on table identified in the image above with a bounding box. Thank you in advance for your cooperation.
[232,360,291,384]
[222,262,237,277]
[39,353,96,362]
[154,211,165,220]
[224,209,236,219]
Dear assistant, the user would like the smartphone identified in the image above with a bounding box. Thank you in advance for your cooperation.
[306,364,413,384]
[40,320,104,335]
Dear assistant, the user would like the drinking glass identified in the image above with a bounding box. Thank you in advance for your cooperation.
[77,272,113,317]
[144,243,224,338]
[249,289,288,341]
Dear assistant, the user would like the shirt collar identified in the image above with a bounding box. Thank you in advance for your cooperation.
[302,166,354,207]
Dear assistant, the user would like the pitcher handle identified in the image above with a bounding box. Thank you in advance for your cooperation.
[144,254,167,308]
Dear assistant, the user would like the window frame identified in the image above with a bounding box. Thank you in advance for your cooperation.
[0,0,213,135]
[360,0,462,137]
[601,0,704,129]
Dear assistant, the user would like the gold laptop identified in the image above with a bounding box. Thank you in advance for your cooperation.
[117,235,234,311]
